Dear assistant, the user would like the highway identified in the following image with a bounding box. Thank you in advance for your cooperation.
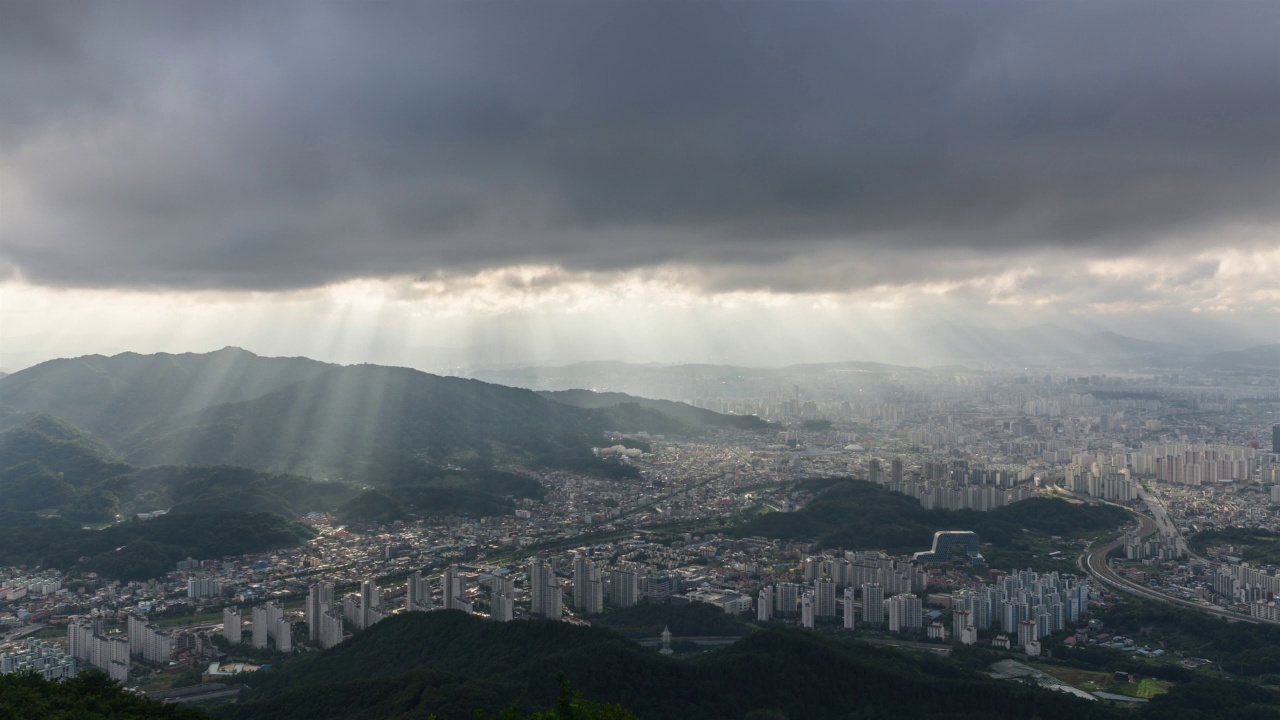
[1078,511,1266,624]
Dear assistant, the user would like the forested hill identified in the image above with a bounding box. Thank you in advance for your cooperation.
[0,347,333,442]
[732,478,1129,551]
[0,349,735,481]
[226,609,1119,720]
[0,671,205,720]
[0,510,315,582]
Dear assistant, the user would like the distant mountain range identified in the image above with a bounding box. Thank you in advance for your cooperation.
[466,326,1277,397]
[1202,344,1280,371]
[539,389,770,430]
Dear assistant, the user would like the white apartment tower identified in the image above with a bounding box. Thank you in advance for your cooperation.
[529,560,562,619]
[406,572,432,612]
[222,606,243,645]
[573,555,604,615]
[307,582,335,644]
[758,586,774,622]
[861,583,885,625]
[442,567,465,611]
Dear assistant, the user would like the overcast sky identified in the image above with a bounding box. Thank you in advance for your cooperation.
[2,1,1278,370]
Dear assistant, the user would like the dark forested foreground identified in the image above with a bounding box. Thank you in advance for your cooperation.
[1,669,634,720]
[0,671,206,720]
[216,609,1280,720]
[9,609,1280,719]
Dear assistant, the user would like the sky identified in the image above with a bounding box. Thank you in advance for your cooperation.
[2,1,1278,372]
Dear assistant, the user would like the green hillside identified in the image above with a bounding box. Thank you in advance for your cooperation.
[0,412,365,519]
[732,478,1129,552]
[0,510,315,581]
[0,671,205,720]
[0,413,131,488]
[0,347,333,442]
[0,350,722,486]
[115,364,645,480]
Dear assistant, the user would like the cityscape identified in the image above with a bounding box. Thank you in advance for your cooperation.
[3,362,1278,711]
[3,2,1280,718]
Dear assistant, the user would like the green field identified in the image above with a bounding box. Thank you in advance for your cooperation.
[1037,665,1171,699]
[1037,665,1111,692]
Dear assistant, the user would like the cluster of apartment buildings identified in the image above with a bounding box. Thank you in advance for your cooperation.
[0,638,78,681]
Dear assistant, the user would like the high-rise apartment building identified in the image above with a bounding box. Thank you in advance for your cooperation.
[1017,619,1038,651]
[529,561,562,619]
[360,581,381,628]
[320,609,344,649]
[67,616,129,683]
[307,582,334,643]
[222,606,243,644]
[406,572,432,612]
[442,567,464,611]
[609,570,640,608]
[800,591,815,629]
[252,605,271,648]
[775,582,800,615]
[127,615,174,665]
[758,586,774,622]
[187,576,219,599]
[492,591,515,622]
[861,583,884,625]
[573,555,604,615]
[815,578,836,617]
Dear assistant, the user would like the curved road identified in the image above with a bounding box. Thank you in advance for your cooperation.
[1078,511,1265,624]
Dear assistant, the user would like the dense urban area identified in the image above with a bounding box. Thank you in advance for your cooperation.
[3,360,1280,714]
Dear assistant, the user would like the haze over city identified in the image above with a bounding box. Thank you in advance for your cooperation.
[2,1,1278,372]
[8,4,1280,720]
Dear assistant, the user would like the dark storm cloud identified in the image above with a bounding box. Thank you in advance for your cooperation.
[2,1,1279,291]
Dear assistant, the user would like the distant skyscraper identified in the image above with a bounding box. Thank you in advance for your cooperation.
[360,581,381,629]
[529,561,562,619]
[891,458,904,484]
[319,610,344,649]
[861,583,884,625]
[815,578,836,617]
[406,572,431,612]
[274,616,293,652]
[442,567,464,611]
[1018,619,1038,651]
[775,582,800,615]
[492,591,514,622]
[842,587,856,630]
[1273,424,1279,454]
[573,555,604,614]
[800,592,815,629]
[758,586,774,622]
[222,606,242,645]
[609,570,639,608]
[252,605,270,648]
[307,583,334,643]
